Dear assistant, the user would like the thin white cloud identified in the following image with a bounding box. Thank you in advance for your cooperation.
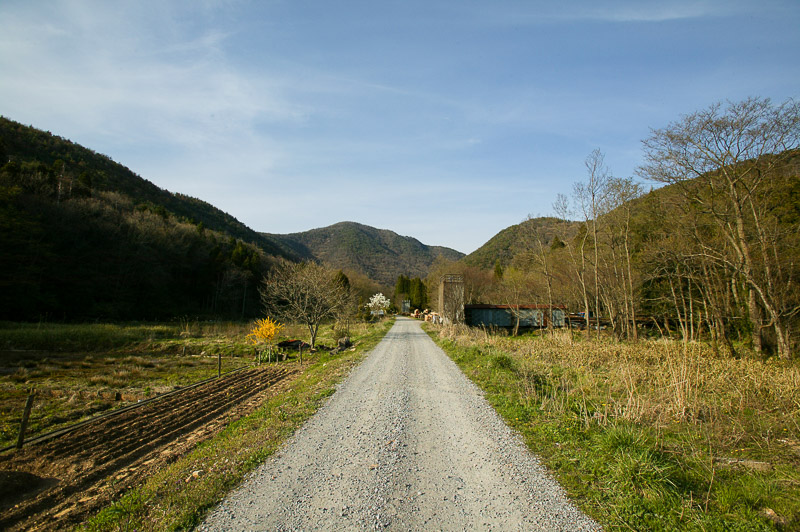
[581,1,725,22]
[0,1,304,148]
[470,0,758,25]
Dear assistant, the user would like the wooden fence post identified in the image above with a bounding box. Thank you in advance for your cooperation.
[17,389,36,449]
[218,352,222,378]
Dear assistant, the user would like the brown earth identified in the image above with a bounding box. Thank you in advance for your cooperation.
[0,364,297,531]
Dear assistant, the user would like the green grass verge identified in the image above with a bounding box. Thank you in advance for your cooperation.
[427,329,798,531]
[80,318,394,531]
[0,322,182,352]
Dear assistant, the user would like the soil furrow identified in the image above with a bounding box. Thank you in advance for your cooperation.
[0,365,297,531]
[85,371,288,465]
[17,368,276,462]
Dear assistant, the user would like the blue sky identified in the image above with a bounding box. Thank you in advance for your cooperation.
[1,1,798,253]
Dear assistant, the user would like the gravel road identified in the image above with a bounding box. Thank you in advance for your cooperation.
[200,317,599,531]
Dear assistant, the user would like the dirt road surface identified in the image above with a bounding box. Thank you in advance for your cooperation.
[201,318,599,531]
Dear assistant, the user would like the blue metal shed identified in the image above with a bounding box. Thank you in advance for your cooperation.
[464,304,566,329]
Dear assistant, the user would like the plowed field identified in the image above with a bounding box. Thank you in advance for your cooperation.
[0,364,297,531]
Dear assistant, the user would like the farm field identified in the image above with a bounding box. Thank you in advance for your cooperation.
[0,319,390,530]
[0,321,260,449]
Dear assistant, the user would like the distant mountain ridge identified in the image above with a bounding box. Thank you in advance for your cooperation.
[265,222,465,286]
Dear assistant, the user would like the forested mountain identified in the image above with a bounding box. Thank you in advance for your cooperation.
[463,217,579,269]
[265,222,464,287]
[0,117,294,259]
[0,117,461,320]
[0,117,295,320]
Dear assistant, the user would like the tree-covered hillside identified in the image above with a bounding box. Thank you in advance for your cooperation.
[0,117,294,259]
[266,222,464,287]
[0,117,292,320]
[438,99,800,358]
[463,216,579,269]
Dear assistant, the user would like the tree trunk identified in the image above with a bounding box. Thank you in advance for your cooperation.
[579,245,591,337]
[751,282,793,360]
[775,323,792,360]
[688,277,695,342]
[748,288,763,353]
[669,276,688,345]
[625,244,638,342]
[308,321,319,350]
[593,219,601,341]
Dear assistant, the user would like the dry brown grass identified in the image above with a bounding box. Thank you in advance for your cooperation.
[433,323,800,528]
[438,324,800,452]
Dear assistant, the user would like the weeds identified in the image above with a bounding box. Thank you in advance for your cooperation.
[429,324,800,530]
[0,322,178,352]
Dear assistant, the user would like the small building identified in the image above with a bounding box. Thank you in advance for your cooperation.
[464,304,566,329]
[439,274,465,324]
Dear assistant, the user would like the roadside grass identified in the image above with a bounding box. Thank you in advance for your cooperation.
[81,318,393,531]
[0,319,372,449]
[427,324,800,531]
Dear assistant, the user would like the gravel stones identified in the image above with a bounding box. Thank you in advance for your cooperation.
[200,318,599,531]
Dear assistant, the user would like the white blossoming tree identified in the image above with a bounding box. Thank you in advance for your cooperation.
[366,292,391,317]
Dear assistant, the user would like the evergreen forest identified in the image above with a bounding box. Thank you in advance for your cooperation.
[0,117,290,320]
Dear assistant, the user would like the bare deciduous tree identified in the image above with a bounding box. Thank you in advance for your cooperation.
[574,149,611,339]
[518,216,557,334]
[638,97,800,359]
[260,261,350,349]
[554,193,593,334]
[598,177,644,340]
[495,266,535,336]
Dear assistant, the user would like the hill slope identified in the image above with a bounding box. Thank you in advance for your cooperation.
[463,217,579,269]
[266,222,465,286]
[0,117,294,320]
[0,117,295,260]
